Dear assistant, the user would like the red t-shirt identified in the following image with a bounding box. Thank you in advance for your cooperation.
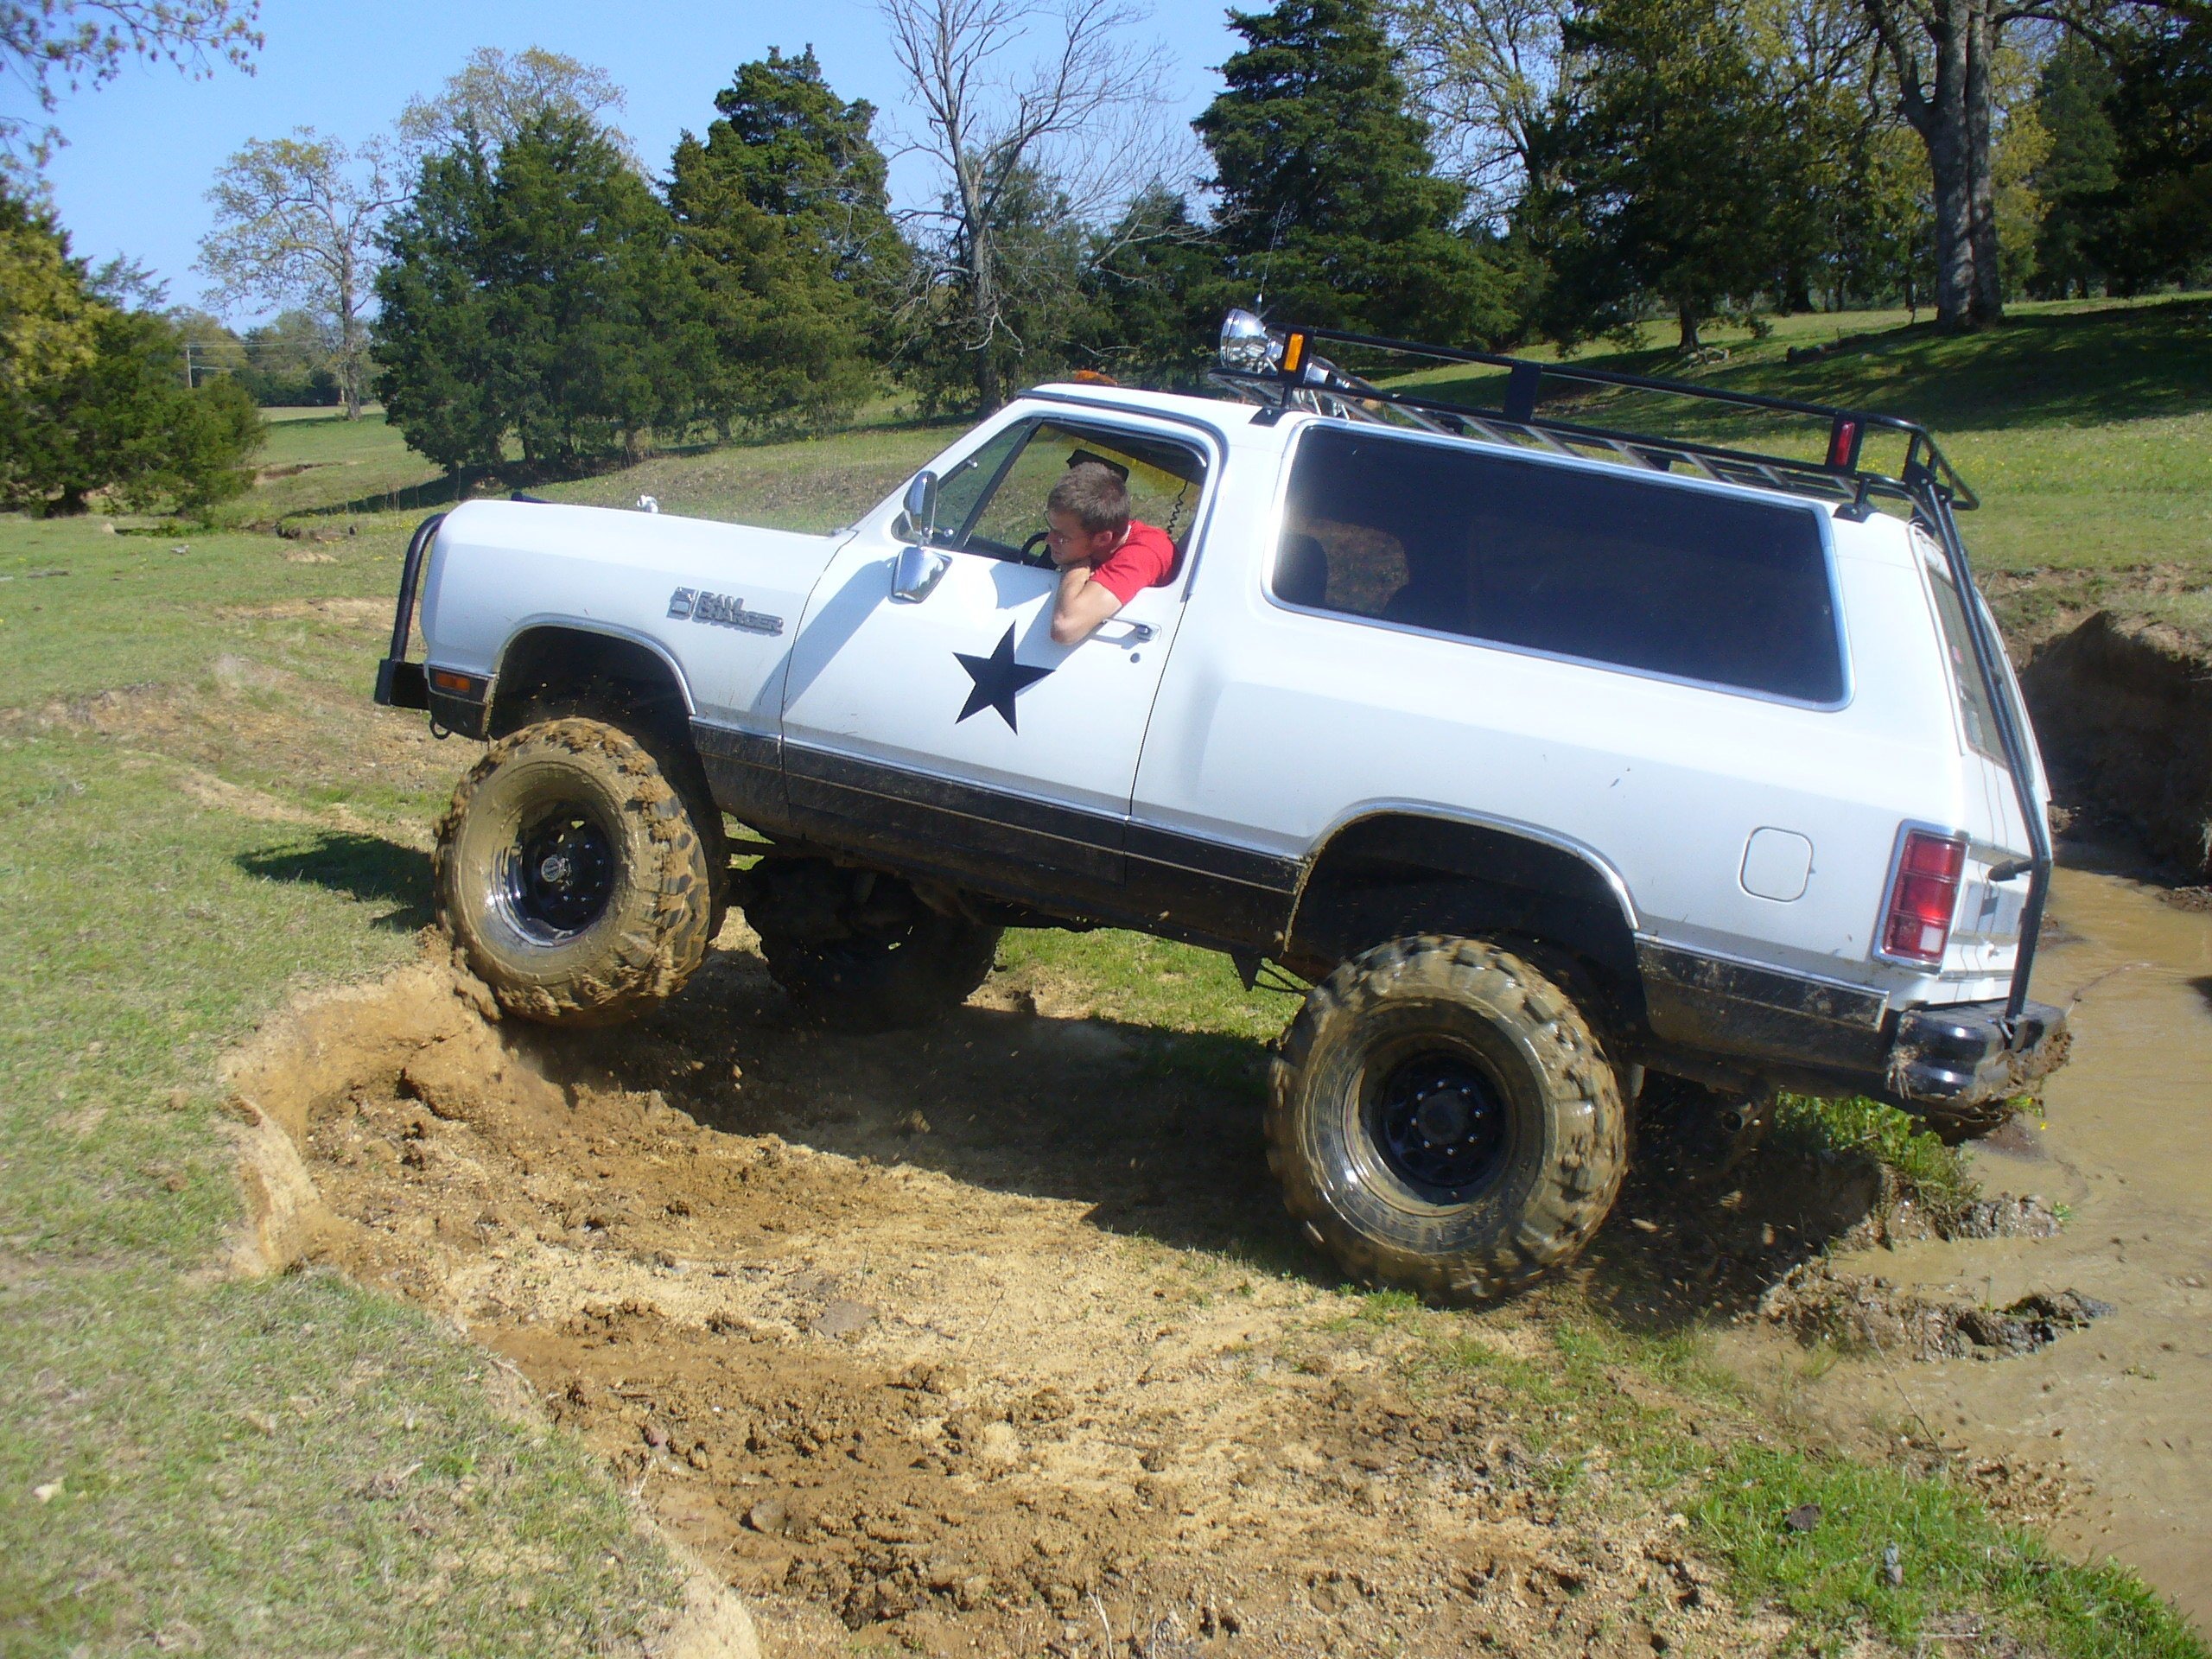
[1089,519,1178,606]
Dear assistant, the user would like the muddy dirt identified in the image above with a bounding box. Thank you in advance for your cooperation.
[232,941,1788,1658]
[1719,863,2212,1628]
[2018,610,2212,879]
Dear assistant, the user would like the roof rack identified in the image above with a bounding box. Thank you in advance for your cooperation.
[1206,311,2045,1025]
[1207,314,1978,514]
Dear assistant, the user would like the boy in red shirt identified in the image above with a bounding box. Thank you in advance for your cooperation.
[1044,462,1178,645]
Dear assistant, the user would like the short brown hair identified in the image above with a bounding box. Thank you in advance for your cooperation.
[1047,462,1129,536]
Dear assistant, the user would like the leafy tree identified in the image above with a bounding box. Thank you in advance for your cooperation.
[0,188,262,515]
[0,184,99,385]
[237,308,340,404]
[2091,10,2211,291]
[397,46,630,163]
[1196,0,1517,346]
[197,130,402,416]
[666,48,899,434]
[2,0,260,171]
[1383,0,1570,223]
[20,307,264,513]
[2026,37,2116,297]
[1076,187,1223,385]
[374,115,707,479]
[1529,0,1794,352]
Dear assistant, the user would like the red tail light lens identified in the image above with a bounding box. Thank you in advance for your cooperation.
[1881,830,1967,965]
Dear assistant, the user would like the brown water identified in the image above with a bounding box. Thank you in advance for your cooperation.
[1730,863,2212,1628]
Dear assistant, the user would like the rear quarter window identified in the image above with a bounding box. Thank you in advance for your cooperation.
[1274,426,1846,704]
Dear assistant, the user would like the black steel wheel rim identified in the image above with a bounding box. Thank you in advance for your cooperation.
[1365,1050,1508,1201]
[497,802,616,942]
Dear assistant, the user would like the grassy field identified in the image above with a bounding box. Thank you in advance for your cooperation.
[2,315,2206,1655]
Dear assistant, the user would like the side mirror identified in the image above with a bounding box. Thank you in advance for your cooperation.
[892,543,950,604]
[903,471,939,545]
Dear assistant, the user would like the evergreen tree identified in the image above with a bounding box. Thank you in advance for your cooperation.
[375,115,708,477]
[1528,0,1794,352]
[2027,40,2117,299]
[2092,13,2211,293]
[667,48,899,435]
[1195,0,1517,346]
[2,187,262,516]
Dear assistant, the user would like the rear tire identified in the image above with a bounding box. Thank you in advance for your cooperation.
[744,859,1000,1032]
[1268,936,1627,1301]
[434,718,718,1027]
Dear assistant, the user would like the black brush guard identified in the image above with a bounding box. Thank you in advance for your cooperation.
[372,512,447,712]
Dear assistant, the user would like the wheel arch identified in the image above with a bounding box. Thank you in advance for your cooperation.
[490,624,697,741]
[1285,808,1646,1033]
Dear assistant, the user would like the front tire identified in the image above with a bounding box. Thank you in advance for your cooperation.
[1268,936,1627,1301]
[434,718,718,1027]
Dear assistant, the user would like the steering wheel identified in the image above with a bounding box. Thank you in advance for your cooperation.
[1019,529,1055,568]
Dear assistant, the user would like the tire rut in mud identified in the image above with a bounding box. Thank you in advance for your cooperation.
[236,944,1776,1659]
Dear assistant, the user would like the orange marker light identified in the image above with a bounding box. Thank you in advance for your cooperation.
[1282,334,1306,374]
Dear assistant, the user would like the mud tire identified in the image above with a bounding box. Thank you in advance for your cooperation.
[1268,936,1627,1301]
[756,912,1001,1033]
[434,718,718,1027]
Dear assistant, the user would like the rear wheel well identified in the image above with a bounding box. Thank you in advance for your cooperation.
[1286,816,1644,1039]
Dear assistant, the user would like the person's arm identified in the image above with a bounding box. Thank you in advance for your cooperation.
[1049,560,1125,645]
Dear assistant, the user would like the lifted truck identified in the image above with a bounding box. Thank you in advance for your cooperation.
[374,312,2069,1300]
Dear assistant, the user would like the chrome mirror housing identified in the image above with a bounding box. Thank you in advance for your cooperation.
[902,470,939,544]
[892,543,950,604]
[1218,308,1282,373]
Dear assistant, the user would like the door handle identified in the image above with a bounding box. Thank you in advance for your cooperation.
[1094,619,1155,645]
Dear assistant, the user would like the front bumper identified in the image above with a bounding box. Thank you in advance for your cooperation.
[1888,999,2070,1107]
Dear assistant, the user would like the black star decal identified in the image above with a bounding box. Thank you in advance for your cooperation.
[953,624,1055,732]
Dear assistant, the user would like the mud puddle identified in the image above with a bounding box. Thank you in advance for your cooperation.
[234,940,1772,1659]
[1718,863,2212,1628]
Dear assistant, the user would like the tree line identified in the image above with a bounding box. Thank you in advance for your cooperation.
[3,0,2209,513]
[359,0,2208,480]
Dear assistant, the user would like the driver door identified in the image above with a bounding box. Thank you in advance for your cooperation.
[779,415,1207,892]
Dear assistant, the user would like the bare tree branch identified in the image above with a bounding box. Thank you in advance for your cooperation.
[879,0,1180,405]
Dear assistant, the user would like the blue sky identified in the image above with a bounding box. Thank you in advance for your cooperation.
[29,0,1244,319]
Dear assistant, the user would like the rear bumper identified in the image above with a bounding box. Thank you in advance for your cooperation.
[1634,938,2069,1111]
[1887,998,2070,1108]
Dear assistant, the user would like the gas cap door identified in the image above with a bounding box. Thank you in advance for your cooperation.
[1741,828,1815,902]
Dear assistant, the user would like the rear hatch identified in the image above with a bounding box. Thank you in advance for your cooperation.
[1912,524,2046,996]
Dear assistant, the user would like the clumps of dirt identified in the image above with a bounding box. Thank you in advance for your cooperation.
[1942,1193,2064,1241]
[229,950,1783,1657]
[1758,1264,2111,1362]
[1591,1089,2070,1353]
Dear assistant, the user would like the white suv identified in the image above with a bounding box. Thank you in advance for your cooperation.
[375,312,2067,1299]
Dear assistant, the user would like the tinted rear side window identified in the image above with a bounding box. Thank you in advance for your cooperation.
[1277,426,1845,703]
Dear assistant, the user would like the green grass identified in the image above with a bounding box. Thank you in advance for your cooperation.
[1383,1303,2207,1658]
[0,491,693,1650]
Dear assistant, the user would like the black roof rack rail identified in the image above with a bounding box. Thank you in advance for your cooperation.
[1210,314,2045,1026]
[1209,319,1978,513]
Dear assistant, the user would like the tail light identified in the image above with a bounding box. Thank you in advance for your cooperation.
[1880,829,1967,965]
